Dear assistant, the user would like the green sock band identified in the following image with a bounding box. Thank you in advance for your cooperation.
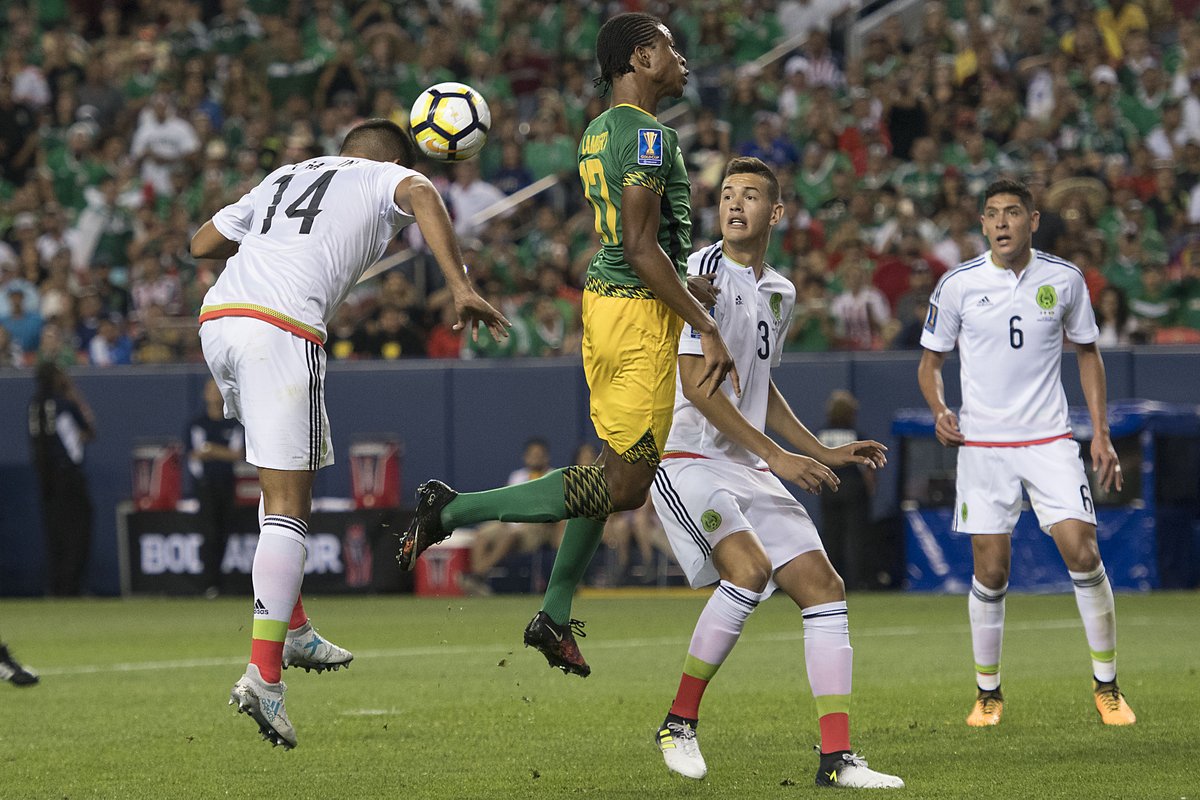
[814,694,851,718]
[252,619,288,643]
[441,468,570,529]
[682,653,721,682]
[541,516,607,624]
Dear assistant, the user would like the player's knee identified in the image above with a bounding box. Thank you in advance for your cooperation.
[608,478,650,512]
[725,557,772,593]
[974,565,1009,590]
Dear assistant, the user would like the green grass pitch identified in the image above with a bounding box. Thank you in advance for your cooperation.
[1,591,1196,799]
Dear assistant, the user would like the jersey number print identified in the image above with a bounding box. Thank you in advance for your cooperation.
[261,169,340,235]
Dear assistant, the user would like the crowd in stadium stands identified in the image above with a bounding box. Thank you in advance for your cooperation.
[1,0,1200,368]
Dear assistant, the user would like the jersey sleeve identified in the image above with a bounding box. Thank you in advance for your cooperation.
[920,271,962,351]
[677,251,711,357]
[377,162,420,224]
[1064,269,1100,344]
[211,186,258,242]
[616,121,672,197]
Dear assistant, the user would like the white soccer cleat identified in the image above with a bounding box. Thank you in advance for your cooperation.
[816,751,904,789]
[657,719,708,780]
[283,621,353,673]
[229,664,297,749]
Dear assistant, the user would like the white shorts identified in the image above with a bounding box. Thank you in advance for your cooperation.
[954,438,1095,535]
[651,458,824,597]
[199,317,333,471]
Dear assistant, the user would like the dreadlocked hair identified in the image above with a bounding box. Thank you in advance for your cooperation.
[593,12,664,96]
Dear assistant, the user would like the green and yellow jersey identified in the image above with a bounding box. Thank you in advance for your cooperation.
[578,104,691,293]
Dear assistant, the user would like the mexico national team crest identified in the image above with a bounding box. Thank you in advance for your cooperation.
[1035,285,1058,310]
[770,292,783,321]
[637,128,663,166]
[701,509,722,533]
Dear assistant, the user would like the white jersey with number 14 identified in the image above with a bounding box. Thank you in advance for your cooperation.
[200,156,418,344]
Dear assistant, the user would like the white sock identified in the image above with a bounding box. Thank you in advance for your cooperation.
[252,516,308,629]
[1069,564,1117,683]
[802,601,852,699]
[685,581,765,668]
[969,577,1007,691]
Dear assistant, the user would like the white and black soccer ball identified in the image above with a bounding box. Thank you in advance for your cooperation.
[409,82,491,162]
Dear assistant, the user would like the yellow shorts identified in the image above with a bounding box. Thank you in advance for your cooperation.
[581,289,683,463]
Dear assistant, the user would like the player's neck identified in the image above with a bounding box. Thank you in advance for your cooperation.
[610,82,660,117]
[991,247,1033,276]
[722,241,767,279]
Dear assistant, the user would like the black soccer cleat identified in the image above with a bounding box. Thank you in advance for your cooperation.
[396,480,458,571]
[523,611,591,677]
[0,644,38,687]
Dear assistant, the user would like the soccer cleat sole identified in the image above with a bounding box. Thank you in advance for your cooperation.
[523,641,591,677]
[229,692,296,750]
[283,658,352,674]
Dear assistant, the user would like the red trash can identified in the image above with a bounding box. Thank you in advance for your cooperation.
[132,439,183,511]
[349,438,402,509]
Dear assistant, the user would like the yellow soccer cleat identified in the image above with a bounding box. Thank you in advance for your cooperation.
[966,687,1004,727]
[1094,679,1136,725]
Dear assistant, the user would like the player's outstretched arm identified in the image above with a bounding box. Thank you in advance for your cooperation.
[765,381,887,470]
[622,185,739,398]
[918,348,965,447]
[190,220,240,260]
[1076,341,1123,492]
[679,356,836,494]
[396,174,510,342]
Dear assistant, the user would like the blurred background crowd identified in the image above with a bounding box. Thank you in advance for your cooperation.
[1,0,1199,369]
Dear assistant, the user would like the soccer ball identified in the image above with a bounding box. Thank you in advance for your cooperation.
[409,82,491,162]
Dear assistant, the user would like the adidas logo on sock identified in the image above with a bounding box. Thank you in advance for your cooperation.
[253,598,268,616]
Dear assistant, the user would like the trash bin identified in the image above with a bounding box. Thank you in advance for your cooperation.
[132,438,183,511]
[414,536,472,597]
[349,437,403,510]
[893,400,1200,591]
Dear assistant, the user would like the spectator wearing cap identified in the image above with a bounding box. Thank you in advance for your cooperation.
[738,111,799,171]
[1,287,43,353]
[1104,223,1151,297]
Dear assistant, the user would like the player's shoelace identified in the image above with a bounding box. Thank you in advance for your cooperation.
[566,619,587,639]
[665,723,700,754]
[979,692,1002,713]
[1096,685,1123,711]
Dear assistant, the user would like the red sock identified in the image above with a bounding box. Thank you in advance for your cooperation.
[669,674,709,720]
[251,639,285,684]
[819,712,851,754]
[289,595,308,630]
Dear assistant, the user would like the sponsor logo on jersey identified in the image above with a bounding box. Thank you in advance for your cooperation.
[637,129,663,166]
[924,303,939,333]
[770,292,783,321]
[977,296,991,306]
[701,509,722,533]
[1036,285,1058,310]
[735,295,743,306]
[961,502,969,523]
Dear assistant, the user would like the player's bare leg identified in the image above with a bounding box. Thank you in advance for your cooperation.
[1050,519,1134,725]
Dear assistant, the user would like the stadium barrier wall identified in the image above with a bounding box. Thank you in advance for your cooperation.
[1,347,1195,597]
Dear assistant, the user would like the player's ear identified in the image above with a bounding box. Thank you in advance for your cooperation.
[770,202,785,227]
[1029,209,1040,233]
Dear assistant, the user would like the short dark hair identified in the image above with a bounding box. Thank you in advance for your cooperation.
[340,118,416,166]
[594,12,664,95]
[723,157,781,203]
[983,178,1035,212]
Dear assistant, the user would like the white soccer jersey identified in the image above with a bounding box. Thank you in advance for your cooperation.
[920,249,1100,443]
[664,241,794,469]
[200,156,418,344]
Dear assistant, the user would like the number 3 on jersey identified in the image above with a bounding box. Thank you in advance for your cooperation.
[261,169,339,235]
[580,159,617,245]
